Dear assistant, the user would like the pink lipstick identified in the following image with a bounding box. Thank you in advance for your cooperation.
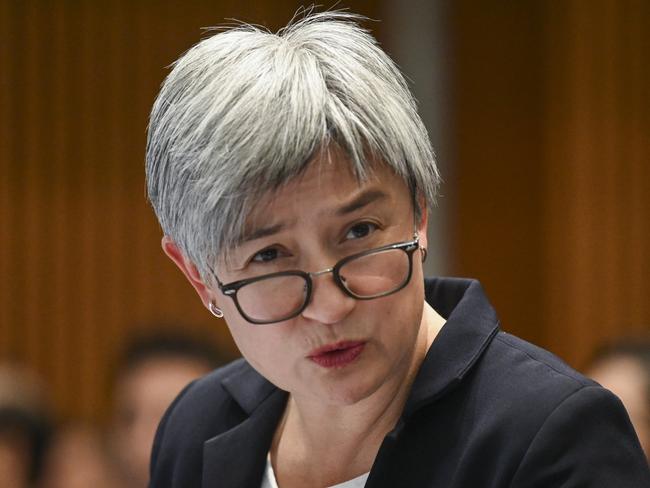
[308,341,366,369]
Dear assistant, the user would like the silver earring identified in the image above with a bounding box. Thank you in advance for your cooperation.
[209,302,224,318]
[420,246,428,263]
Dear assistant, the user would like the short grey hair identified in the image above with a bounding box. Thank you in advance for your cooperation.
[146,11,439,280]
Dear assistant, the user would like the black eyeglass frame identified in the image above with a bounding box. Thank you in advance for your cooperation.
[210,234,421,325]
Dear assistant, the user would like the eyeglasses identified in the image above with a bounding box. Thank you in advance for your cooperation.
[211,234,421,325]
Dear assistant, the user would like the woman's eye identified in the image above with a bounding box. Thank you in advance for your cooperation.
[345,222,377,240]
[252,248,279,263]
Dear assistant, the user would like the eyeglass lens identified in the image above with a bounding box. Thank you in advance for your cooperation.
[234,247,410,323]
[339,247,410,297]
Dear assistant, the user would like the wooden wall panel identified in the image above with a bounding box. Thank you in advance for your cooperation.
[0,0,384,423]
[5,0,644,425]
[450,1,650,370]
[0,0,11,364]
[449,2,547,348]
[542,0,650,368]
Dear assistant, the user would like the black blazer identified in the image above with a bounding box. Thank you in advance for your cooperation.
[150,278,650,487]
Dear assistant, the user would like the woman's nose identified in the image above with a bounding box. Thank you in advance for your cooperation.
[300,271,356,325]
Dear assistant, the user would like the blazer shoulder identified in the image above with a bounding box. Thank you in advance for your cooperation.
[467,331,599,439]
[510,385,650,486]
[437,332,650,485]
[492,331,595,389]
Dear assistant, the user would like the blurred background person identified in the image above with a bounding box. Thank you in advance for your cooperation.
[587,336,650,461]
[40,423,118,488]
[108,331,224,488]
[0,365,52,488]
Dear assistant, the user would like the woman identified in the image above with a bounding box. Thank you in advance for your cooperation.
[145,12,649,488]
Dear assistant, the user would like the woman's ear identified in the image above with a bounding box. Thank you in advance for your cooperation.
[161,236,213,308]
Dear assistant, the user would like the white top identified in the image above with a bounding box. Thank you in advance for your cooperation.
[260,455,370,488]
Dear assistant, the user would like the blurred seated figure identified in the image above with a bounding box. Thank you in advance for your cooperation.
[0,365,52,488]
[40,423,118,488]
[587,336,650,460]
[108,331,225,488]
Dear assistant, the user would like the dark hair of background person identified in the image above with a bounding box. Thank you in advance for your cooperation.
[0,408,52,485]
[112,329,226,382]
[0,367,53,487]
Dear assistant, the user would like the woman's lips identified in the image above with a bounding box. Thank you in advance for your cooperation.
[308,341,366,369]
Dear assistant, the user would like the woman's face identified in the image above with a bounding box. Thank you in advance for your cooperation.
[211,154,429,406]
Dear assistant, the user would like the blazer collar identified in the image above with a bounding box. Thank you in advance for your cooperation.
[403,278,500,417]
[202,368,288,488]
[220,360,279,415]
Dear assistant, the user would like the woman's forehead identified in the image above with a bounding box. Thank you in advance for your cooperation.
[243,157,409,231]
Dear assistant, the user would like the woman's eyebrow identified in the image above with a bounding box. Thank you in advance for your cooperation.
[336,189,389,216]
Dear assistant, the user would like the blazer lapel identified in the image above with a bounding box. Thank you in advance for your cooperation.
[202,384,288,488]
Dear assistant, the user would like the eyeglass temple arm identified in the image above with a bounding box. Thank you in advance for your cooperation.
[206,264,225,289]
